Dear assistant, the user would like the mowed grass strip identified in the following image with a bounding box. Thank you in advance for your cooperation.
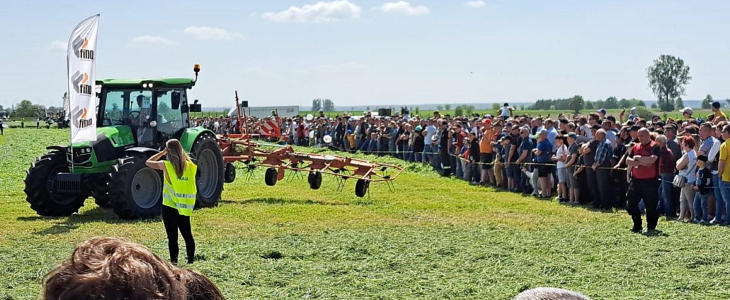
[1,128,729,299]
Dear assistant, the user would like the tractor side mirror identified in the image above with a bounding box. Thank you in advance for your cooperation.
[171,92,181,110]
[189,99,202,112]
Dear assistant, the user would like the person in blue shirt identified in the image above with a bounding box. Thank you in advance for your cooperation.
[533,129,553,198]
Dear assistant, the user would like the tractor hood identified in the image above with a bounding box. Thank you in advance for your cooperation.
[69,126,135,171]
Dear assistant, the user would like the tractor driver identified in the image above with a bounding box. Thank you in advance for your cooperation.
[130,94,154,146]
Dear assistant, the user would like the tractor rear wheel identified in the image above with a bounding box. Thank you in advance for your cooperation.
[191,134,224,208]
[109,154,163,219]
[24,151,86,216]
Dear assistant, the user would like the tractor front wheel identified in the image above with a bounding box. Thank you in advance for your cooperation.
[109,155,163,219]
[192,134,224,208]
[24,151,86,216]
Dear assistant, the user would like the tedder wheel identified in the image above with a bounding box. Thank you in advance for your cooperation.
[109,154,162,219]
[24,151,86,216]
[192,133,224,208]
[265,168,278,186]
[224,162,236,183]
[309,171,322,190]
[355,179,370,198]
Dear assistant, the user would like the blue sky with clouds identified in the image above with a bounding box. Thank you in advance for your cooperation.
[1,0,729,108]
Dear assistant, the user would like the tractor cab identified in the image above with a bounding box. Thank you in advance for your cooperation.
[96,78,201,148]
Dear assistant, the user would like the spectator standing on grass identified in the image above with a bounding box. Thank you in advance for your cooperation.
[469,132,481,184]
[423,119,437,163]
[582,125,601,205]
[507,125,522,192]
[593,129,614,210]
[413,126,424,163]
[694,155,712,223]
[0,118,3,135]
[656,134,678,219]
[480,118,496,186]
[533,129,553,198]
[499,103,514,120]
[565,133,580,205]
[516,127,533,193]
[696,123,718,222]
[553,135,569,202]
[439,120,452,176]
[717,125,730,225]
[676,136,697,222]
[145,139,197,264]
[625,128,661,232]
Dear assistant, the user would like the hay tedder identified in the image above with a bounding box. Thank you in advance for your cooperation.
[217,92,404,197]
[24,70,402,219]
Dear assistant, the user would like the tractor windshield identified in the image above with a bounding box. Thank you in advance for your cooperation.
[101,90,152,127]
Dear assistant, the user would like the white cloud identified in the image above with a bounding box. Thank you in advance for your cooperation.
[184,26,243,41]
[374,1,430,15]
[50,41,67,52]
[262,0,362,23]
[465,1,486,8]
[131,35,177,46]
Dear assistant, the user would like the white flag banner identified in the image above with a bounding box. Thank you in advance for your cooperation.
[67,14,99,143]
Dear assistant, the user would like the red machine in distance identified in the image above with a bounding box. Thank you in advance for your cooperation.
[216,91,404,197]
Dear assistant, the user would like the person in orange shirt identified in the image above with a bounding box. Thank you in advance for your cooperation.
[480,118,496,186]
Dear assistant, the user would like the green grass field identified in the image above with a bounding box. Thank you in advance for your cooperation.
[1,128,728,299]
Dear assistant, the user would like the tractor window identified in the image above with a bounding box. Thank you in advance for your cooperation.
[155,89,185,137]
[102,90,152,127]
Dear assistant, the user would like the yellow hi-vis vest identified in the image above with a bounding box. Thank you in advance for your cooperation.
[163,160,197,216]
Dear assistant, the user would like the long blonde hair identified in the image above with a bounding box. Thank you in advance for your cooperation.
[166,139,187,179]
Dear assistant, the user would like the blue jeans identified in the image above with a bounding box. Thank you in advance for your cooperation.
[659,173,675,217]
[414,151,422,163]
[713,173,725,222]
[423,144,433,163]
[694,192,710,222]
[720,181,730,224]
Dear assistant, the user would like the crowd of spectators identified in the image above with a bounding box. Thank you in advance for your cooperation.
[252,102,730,232]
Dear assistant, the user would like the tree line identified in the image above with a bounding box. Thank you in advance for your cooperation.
[1,100,63,118]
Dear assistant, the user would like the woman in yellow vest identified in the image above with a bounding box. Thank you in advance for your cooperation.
[146,139,198,264]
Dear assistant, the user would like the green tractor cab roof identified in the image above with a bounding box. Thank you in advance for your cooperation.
[96,78,196,89]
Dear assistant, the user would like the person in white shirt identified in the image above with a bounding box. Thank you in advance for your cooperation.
[499,103,514,120]
[552,136,569,202]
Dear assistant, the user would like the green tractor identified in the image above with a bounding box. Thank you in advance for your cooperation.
[24,66,225,219]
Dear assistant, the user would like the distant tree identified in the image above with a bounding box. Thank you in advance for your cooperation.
[311,99,322,111]
[585,101,594,110]
[618,98,631,109]
[676,97,685,109]
[701,94,713,109]
[491,103,501,110]
[726,99,730,108]
[569,95,585,114]
[454,105,464,117]
[322,99,335,112]
[366,106,370,111]
[0,105,3,111]
[637,100,646,107]
[647,54,691,111]
[444,104,451,110]
[520,105,525,110]
[604,96,618,109]
[12,100,42,118]
[593,100,605,110]
[465,105,475,116]
[651,103,658,109]
[436,105,443,111]
[414,106,420,115]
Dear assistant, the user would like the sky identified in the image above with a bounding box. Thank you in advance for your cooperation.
[1,0,729,109]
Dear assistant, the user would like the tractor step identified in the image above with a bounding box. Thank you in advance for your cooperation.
[56,173,82,193]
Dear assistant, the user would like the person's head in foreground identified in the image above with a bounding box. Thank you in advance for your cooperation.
[512,287,592,300]
[43,237,224,300]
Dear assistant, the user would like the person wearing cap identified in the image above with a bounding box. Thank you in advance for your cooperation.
[564,133,580,204]
[413,125,424,163]
[693,155,712,223]
[533,129,553,198]
[627,107,639,122]
[597,108,607,119]
[480,118,496,186]
[515,127,534,193]
[712,101,727,125]
[439,120,452,176]
[680,107,693,120]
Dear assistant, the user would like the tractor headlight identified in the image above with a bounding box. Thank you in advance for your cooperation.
[142,83,148,88]
[148,83,153,89]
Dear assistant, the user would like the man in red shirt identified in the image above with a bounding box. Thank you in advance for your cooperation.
[626,128,661,233]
